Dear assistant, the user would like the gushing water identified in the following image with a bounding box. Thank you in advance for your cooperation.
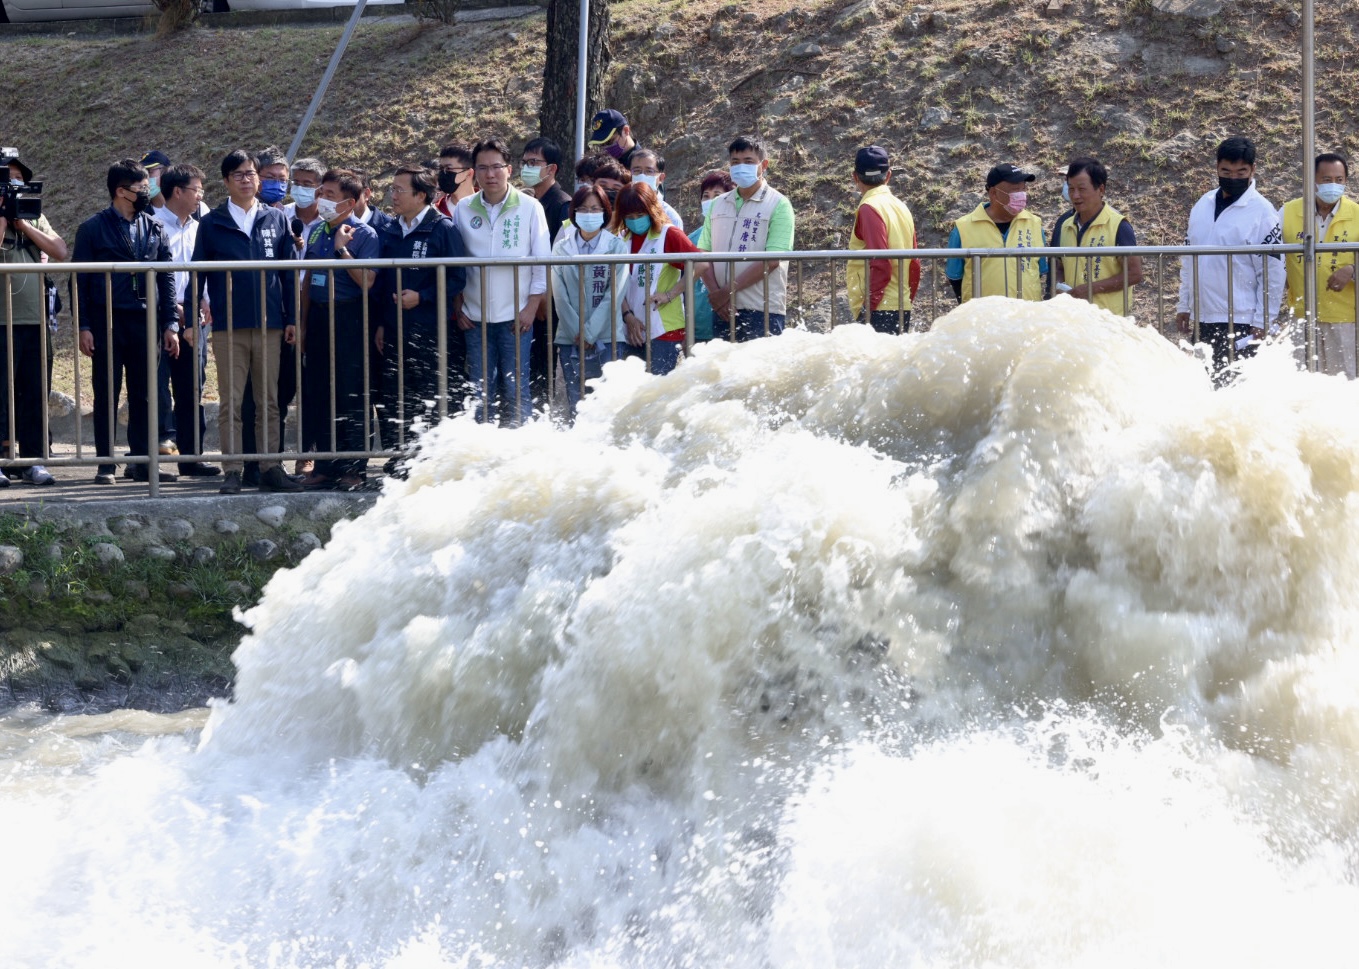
[5,296,1359,967]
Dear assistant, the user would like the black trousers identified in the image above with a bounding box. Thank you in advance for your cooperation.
[303,299,368,477]
[169,324,210,463]
[1200,322,1258,387]
[0,326,47,460]
[90,311,155,467]
[863,309,913,334]
[381,317,467,450]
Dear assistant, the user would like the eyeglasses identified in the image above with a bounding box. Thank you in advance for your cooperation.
[228,171,259,182]
[475,164,510,175]
[389,185,413,195]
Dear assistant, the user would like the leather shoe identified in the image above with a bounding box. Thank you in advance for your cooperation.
[94,465,117,485]
[299,472,336,491]
[335,473,366,492]
[260,466,303,492]
[219,471,242,494]
[131,467,179,483]
[179,462,222,477]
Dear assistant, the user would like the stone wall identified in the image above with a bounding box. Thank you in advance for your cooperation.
[0,493,372,713]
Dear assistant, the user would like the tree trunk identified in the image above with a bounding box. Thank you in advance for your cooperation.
[539,0,611,166]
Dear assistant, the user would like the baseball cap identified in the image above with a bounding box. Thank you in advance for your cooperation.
[855,145,890,177]
[140,149,173,171]
[2,150,33,184]
[587,110,628,147]
[986,163,1036,189]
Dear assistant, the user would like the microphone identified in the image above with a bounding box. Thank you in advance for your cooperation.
[290,217,305,249]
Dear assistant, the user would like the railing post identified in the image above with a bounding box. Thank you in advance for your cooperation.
[146,268,160,497]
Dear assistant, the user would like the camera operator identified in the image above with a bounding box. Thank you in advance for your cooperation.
[0,151,67,488]
[73,159,179,485]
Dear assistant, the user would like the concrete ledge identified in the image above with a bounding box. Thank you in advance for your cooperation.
[0,0,542,39]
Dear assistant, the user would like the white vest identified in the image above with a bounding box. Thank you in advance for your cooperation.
[706,184,789,315]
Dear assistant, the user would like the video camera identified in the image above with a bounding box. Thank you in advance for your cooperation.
[1,148,43,222]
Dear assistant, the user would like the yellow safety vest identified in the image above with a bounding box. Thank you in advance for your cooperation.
[1281,195,1359,324]
[847,184,916,317]
[1058,203,1131,316]
[956,204,1044,301]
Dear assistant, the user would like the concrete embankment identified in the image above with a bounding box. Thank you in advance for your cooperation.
[0,492,373,713]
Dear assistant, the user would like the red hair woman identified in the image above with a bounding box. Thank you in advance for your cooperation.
[611,183,709,375]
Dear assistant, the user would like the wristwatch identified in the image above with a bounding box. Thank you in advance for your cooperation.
[336,247,351,258]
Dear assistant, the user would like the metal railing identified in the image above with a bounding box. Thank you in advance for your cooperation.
[4,238,1355,496]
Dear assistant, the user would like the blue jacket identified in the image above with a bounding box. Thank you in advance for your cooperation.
[377,208,467,331]
[191,201,296,331]
[73,206,177,333]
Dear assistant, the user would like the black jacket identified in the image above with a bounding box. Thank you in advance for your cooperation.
[377,208,467,330]
[73,206,177,332]
[192,201,296,331]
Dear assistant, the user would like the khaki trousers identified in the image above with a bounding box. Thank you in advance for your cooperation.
[1316,322,1357,379]
[212,327,283,472]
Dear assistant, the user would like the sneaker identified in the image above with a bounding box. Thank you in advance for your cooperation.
[178,462,223,477]
[158,438,180,456]
[94,465,117,485]
[23,465,56,486]
[260,465,303,492]
[219,471,242,495]
[0,469,10,488]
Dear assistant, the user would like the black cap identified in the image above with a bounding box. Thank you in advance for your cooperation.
[140,149,173,171]
[1,149,33,184]
[986,163,1036,189]
[855,145,891,177]
[587,109,628,147]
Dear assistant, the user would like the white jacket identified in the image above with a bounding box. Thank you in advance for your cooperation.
[1177,181,1283,328]
[550,226,629,347]
[455,187,550,323]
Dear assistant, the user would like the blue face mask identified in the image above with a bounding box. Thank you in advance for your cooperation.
[574,211,606,233]
[1061,181,1070,204]
[259,179,287,203]
[625,214,652,236]
[291,184,317,208]
[1317,183,1347,205]
[730,163,761,189]
[148,175,162,200]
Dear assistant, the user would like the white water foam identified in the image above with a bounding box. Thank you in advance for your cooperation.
[4,295,1359,967]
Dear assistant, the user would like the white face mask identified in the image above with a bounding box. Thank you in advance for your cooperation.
[1061,182,1071,204]
[574,211,605,233]
[701,198,714,219]
[730,163,761,189]
[1317,183,1347,205]
[291,184,317,207]
[316,198,343,222]
[632,173,659,190]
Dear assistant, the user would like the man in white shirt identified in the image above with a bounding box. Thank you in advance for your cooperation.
[1176,136,1283,385]
[455,138,550,427]
[156,164,219,476]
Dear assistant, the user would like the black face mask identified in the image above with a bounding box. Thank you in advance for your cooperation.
[130,189,152,215]
[438,170,461,195]
[1218,175,1251,200]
